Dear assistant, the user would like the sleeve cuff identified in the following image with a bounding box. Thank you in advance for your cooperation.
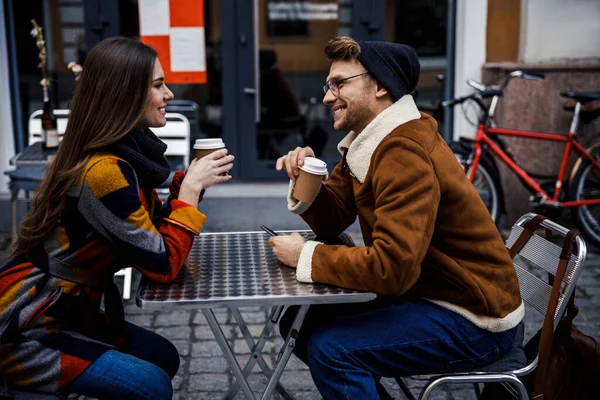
[287,180,322,215]
[296,240,321,283]
[165,199,207,234]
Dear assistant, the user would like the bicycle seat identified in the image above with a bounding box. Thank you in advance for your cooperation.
[560,91,600,104]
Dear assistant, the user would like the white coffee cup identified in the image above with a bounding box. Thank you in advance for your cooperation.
[193,138,225,158]
[293,157,327,202]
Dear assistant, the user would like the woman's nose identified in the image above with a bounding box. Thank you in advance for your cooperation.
[165,85,174,100]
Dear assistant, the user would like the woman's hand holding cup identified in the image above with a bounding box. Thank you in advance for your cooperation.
[179,149,234,207]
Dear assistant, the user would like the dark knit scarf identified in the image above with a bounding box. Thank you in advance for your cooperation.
[107,127,171,194]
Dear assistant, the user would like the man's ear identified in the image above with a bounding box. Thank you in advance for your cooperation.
[375,83,388,99]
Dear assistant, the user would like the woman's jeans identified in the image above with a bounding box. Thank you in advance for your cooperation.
[67,322,180,400]
[280,297,518,400]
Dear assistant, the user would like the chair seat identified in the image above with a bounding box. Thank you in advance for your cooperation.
[400,322,526,380]
[4,166,45,182]
[560,91,600,104]
[477,321,526,373]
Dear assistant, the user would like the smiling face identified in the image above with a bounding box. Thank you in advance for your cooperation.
[323,59,376,134]
[139,58,174,129]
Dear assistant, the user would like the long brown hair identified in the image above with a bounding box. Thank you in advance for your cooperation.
[12,37,157,256]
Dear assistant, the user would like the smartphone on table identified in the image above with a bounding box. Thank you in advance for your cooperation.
[260,225,279,237]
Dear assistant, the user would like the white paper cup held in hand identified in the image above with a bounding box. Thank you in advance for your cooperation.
[293,157,327,202]
[193,138,225,159]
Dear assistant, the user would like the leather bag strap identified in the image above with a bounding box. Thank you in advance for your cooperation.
[533,229,579,399]
[508,215,547,259]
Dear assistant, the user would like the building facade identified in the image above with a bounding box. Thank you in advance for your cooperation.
[1,0,599,229]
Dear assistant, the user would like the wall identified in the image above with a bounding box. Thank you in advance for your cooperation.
[521,0,600,63]
[0,0,16,197]
[453,0,488,140]
[479,0,600,224]
[486,0,520,62]
[259,0,348,73]
[482,63,600,225]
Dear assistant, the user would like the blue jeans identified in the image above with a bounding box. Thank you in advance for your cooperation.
[66,322,179,400]
[280,297,517,400]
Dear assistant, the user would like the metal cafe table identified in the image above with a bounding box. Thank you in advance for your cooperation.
[136,230,376,400]
[5,142,58,235]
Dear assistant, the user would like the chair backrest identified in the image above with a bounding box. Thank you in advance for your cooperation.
[28,109,70,145]
[151,112,191,167]
[505,212,587,375]
[28,110,190,167]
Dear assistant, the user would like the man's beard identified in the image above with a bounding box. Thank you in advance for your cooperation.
[336,97,372,132]
[335,96,371,131]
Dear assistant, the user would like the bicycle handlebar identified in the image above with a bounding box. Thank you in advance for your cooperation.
[441,96,467,108]
[443,70,546,108]
[522,72,545,81]
[501,70,545,89]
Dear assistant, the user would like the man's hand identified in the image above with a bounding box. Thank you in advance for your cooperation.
[267,232,306,268]
[276,147,329,181]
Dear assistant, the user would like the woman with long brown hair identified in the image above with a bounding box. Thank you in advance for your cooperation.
[0,37,233,399]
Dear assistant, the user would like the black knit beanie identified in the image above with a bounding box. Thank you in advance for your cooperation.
[357,41,420,102]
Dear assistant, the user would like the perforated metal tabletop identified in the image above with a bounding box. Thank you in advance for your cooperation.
[10,142,57,166]
[136,231,376,309]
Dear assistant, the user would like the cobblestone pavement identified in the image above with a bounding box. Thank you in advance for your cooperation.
[1,230,599,399]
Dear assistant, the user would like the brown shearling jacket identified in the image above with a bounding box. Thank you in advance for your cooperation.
[288,96,523,332]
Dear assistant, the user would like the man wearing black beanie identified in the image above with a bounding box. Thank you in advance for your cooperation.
[270,37,523,399]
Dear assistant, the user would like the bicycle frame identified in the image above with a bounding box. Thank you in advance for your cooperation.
[469,123,600,208]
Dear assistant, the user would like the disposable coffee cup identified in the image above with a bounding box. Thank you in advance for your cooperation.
[194,138,225,159]
[293,157,327,202]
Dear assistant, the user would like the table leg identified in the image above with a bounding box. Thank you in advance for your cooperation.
[261,304,310,400]
[202,309,256,400]
[227,307,295,400]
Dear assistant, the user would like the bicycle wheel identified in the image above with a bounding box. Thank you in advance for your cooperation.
[570,150,600,248]
[453,149,504,225]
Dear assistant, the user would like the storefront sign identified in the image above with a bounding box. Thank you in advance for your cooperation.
[139,0,206,84]
[268,1,339,21]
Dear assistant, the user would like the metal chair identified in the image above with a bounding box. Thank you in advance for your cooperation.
[153,112,191,197]
[394,212,587,399]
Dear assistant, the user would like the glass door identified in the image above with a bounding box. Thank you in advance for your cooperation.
[233,0,355,179]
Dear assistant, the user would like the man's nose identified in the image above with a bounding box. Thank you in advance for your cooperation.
[323,89,335,105]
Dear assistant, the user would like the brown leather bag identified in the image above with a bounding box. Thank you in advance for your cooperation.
[525,300,600,400]
[524,221,600,400]
[484,216,600,399]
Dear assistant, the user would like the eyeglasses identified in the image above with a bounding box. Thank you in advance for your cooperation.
[323,72,369,97]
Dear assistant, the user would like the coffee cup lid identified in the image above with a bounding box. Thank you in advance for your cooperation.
[299,157,327,175]
[194,138,225,149]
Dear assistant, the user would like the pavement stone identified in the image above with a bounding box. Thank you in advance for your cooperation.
[188,373,231,392]
[192,341,227,357]
[235,354,276,371]
[155,310,193,326]
[154,325,193,341]
[193,309,230,325]
[125,312,155,328]
[234,324,271,339]
[1,226,599,399]
[189,357,230,374]
[195,325,235,340]
[172,340,192,357]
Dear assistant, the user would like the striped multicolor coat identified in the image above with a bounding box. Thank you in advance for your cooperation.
[0,153,205,392]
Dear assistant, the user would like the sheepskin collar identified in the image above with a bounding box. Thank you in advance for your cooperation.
[336,94,421,183]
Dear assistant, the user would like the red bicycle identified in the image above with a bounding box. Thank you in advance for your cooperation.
[444,70,600,247]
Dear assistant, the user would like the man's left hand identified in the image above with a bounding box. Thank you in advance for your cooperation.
[267,232,306,268]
